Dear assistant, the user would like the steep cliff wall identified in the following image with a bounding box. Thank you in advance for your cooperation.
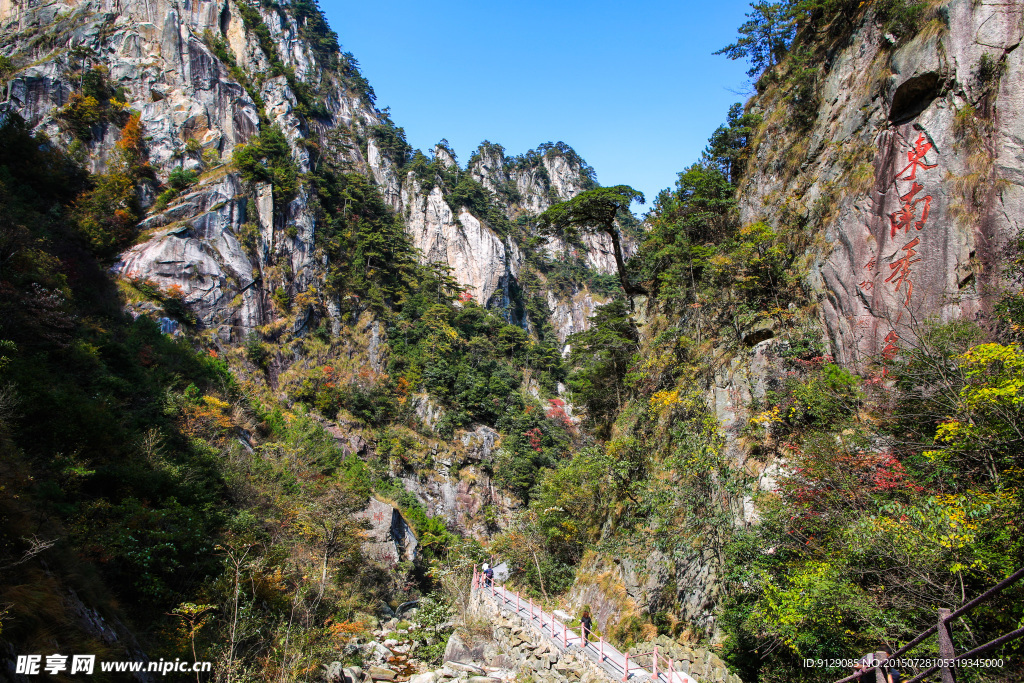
[703,0,1024,520]
[740,0,1022,363]
[558,1,1024,649]
[0,0,617,343]
[1,0,380,339]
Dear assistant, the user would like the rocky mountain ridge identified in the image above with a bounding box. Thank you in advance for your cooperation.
[0,0,621,346]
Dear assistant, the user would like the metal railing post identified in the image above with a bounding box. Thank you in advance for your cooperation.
[623,652,629,682]
[938,609,958,683]
[563,622,567,647]
[653,645,658,677]
[517,592,520,612]
[668,655,673,681]
[600,636,605,662]
[529,597,533,619]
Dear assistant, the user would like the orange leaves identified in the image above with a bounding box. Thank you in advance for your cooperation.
[115,113,144,165]
[178,395,234,441]
[325,618,365,641]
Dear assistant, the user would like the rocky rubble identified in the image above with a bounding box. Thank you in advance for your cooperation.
[321,608,516,683]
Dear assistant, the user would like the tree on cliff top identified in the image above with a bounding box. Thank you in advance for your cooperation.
[536,185,645,301]
[714,1,795,77]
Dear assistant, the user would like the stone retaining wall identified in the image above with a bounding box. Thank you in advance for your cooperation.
[627,636,743,683]
[467,591,744,683]
[467,592,615,683]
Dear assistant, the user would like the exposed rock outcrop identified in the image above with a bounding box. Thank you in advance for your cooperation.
[356,498,419,565]
[0,0,618,344]
[398,425,519,540]
[568,549,722,644]
[740,0,1024,365]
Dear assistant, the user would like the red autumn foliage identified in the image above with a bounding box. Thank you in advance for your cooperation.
[779,448,924,525]
[523,427,543,453]
[545,398,574,430]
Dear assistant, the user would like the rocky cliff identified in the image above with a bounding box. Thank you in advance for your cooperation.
[558,0,1024,647]
[708,0,1024,500]
[738,0,1022,364]
[0,0,619,345]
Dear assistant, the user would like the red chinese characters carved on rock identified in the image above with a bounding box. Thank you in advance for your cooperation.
[889,181,932,237]
[895,133,938,181]
[882,133,937,310]
[882,330,900,360]
[865,132,937,359]
[885,237,922,306]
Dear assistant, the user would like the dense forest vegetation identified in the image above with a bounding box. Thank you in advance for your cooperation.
[487,1,1024,681]
[1,0,1023,681]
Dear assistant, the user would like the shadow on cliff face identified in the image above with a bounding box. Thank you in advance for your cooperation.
[889,71,943,124]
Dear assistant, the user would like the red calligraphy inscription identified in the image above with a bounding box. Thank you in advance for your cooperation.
[858,280,874,290]
[864,257,877,272]
[888,182,932,237]
[885,237,921,306]
[896,133,937,181]
[882,330,900,360]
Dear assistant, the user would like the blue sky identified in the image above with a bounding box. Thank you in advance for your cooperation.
[319,0,754,208]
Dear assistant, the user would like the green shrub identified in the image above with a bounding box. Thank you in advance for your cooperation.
[168,167,198,190]
[232,125,298,209]
[0,55,16,80]
[154,188,176,211]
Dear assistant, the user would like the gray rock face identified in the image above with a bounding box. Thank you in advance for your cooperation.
[402,182,517,306]
[398,424,519,539]
[568,548,722,642]
[739,0,1024,365]
[121,174,264,332]
[355,498,419,565]
[0,0,372,339]
[1,0,618,344]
